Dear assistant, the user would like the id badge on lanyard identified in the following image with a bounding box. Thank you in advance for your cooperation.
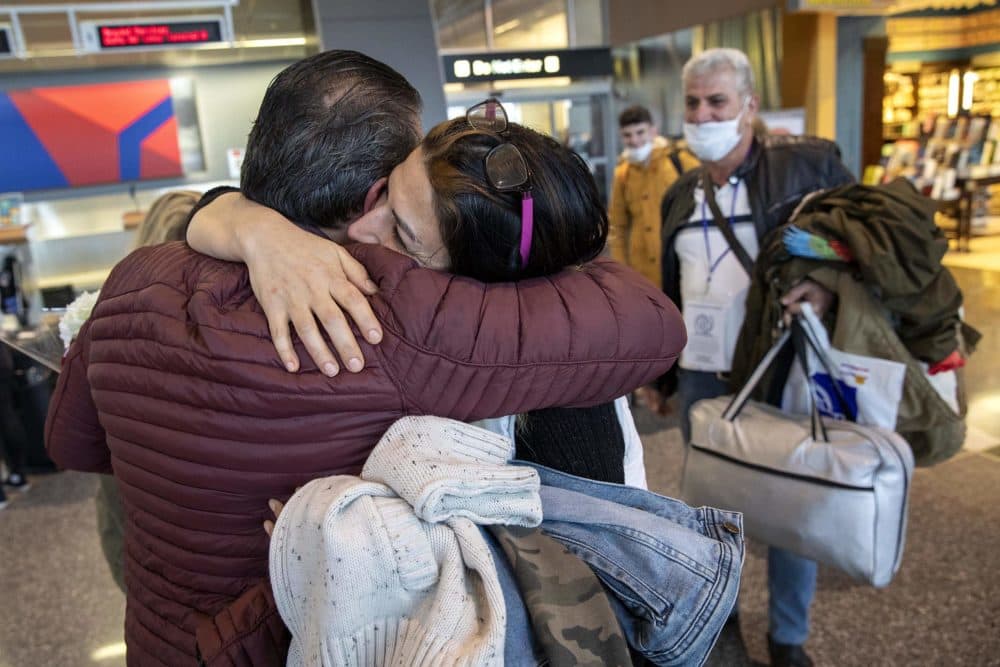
[682,296,731,370]
[681,182,742,372]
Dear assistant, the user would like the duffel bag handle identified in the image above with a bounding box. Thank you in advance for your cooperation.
[791,322,829,442]
[721,329,791,421]
[793,311,858,422]
[721,317,856,442]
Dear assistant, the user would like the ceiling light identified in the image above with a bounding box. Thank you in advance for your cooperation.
[494,19,521,35]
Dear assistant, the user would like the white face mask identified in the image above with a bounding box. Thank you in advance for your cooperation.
[683,103,747,163]
[625,141,654,164]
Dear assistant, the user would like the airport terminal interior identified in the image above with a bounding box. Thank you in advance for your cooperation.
[1,1,999,665]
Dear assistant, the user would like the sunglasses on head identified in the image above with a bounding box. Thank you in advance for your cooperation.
[466,98,534,269]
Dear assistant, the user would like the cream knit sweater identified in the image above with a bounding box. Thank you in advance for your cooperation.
[270,417,543,667]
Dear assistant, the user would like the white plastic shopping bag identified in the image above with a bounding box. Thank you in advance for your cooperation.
[782,304,906,429]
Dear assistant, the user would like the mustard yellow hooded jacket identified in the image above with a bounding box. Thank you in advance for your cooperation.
[608,137,698,288]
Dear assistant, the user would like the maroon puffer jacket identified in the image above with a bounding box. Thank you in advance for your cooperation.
[46,242,685,666]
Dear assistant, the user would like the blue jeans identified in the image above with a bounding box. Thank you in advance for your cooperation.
[678,368,817,646]
[526,462,745,667]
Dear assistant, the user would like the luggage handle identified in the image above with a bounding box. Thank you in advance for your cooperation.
[791,322,829,442]
[722,329,790,421]
[793,312,857,423]
[722,317,856,442]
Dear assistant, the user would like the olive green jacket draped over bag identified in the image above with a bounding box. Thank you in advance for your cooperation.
[731,179,980,465]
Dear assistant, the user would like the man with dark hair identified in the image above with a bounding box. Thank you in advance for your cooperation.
[618,104,653,127]
[183,50,424,377]
[609,104,697,290]
[46,50,682,666]
[240,50,422,229]
[46,50,424,666]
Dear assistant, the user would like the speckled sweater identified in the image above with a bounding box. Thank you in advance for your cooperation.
[270,416,542,667]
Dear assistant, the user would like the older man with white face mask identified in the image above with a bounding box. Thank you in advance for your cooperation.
[647,48,856,667]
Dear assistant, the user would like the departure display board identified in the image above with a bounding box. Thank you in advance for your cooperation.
[80,17,224,53]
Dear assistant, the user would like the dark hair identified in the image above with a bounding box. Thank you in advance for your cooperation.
[421,119,608,282]
[241,50,422,229]
[618,105,653,128]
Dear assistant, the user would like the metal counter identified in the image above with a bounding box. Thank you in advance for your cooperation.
[0,322,64,373]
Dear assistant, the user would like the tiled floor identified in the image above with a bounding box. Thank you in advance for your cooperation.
[951,266,1000,443]
[0,471,126,667]
[0,258,997,667]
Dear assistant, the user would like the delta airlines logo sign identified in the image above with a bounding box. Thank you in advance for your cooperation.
[0,79,184,191]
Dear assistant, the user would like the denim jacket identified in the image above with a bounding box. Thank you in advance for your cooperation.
[527,462,745,667]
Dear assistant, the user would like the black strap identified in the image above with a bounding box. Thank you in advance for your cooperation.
[668,150,686,176]
[701,170,754,277]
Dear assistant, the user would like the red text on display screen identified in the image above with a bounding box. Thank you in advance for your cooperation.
[97,21,222,49]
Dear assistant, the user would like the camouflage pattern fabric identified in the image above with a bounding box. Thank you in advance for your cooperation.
[490,526,634,667]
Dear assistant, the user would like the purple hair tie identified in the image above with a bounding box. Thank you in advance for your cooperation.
[519,191,534,267]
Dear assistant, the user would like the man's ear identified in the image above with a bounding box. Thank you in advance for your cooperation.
[363,177,388,214]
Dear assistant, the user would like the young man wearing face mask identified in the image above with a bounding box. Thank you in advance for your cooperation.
[608,105,698,289]
[653,48,855,667]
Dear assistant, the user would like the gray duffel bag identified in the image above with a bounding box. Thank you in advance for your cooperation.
[680,327,914,588]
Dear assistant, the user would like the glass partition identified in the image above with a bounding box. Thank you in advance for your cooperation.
[492,0,568,50]
[571,0,605,47]
[432,0,605,51]
[433,0,489,50]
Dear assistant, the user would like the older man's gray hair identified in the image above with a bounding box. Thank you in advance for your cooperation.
[682,48,756,97]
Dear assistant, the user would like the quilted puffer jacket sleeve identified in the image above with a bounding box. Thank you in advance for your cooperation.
[45,319,111,474]
[356,246,686,422]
